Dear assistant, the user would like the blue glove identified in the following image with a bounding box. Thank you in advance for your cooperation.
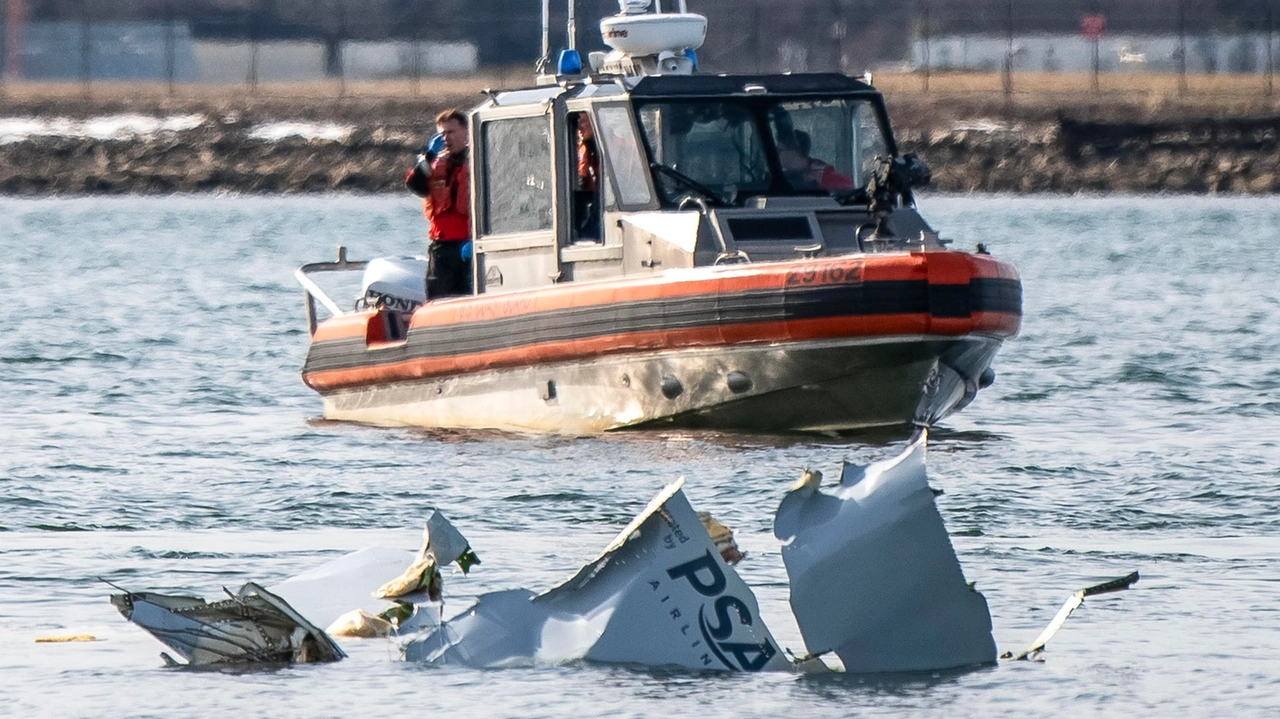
[461,241,473,261]
[426,133,445,158]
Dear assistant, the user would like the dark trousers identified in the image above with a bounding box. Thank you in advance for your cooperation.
[427,240,472,297]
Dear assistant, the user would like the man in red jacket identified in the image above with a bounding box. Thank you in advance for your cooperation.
[422,108,471,297]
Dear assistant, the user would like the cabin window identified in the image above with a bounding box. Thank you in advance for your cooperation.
[853,102,888,184]
[638,101,771,206]
[481,116,553,235]
[596,105,653,207]
[633,96,892,207]
[568,112,602,242]
[768,99,887,190]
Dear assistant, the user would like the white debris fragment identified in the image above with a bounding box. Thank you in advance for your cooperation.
[271,546,418,629]
[326,609,397,639]
[1009,571,1139,661]
[773,432,998,673]
[404,480,789,672]
[421,509,479,571]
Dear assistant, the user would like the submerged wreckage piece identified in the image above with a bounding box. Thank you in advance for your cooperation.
[376,509,481,603]
[110,582,346,666]
[113,512,479,663]
[404,480,789,672]
[1010,571,1140,661]
[774,432,998,673]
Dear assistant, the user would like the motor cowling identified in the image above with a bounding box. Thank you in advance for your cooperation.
[358,257,427,312]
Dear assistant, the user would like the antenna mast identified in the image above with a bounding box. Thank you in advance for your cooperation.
[539,0,550,71]
[567,0,576,51]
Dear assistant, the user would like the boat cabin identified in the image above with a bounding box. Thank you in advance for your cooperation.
[466,72,943,296]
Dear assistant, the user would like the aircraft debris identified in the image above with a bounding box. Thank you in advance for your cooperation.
[376,510,481,603]
[270,546,419,630]
[109,582,346,666]
[326,608,397,639]
[697,511,743,565]
[403,480,789,671]
[403,439,1003,674]
[1006,571,1140,661]
[773,433,999,673]
[108,439,1138,675]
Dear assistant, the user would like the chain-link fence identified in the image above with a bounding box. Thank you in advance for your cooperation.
[0,0,537,98]
[910,0,1280,97]
[2,0,1279,99]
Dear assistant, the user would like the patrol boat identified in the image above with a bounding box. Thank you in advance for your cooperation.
[295,0,1022,434]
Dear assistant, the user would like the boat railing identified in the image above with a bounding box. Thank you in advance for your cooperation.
[678,196,751,265]
[295,246,368,335]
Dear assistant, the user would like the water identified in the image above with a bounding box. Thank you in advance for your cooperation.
[1,194,1278,717]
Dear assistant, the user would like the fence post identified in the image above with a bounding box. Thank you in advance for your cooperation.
[1003,0,1013,99]
[80,0,91,99]
[922,0,931,92]
[411,5,422,97]
[1267,0,1274,97]
[165,0,176,97]
[1177,0,1187,95]
[336,0,346,99]
[1,2,7,99]
[247,0,260,96]
[1091,36,1099,92]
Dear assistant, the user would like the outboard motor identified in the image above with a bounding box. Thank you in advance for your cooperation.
[358,257,428,312]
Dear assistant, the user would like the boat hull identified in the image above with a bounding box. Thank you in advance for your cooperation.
[317,334,1002,434]
[303,251,1021,434]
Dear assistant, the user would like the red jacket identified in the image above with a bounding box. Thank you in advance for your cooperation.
[423,151,470,241]
[578,137,599,192]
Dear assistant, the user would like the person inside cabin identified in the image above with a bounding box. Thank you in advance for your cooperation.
[777,130,854,193]
[573,112,602,241]
[416,108,472,297]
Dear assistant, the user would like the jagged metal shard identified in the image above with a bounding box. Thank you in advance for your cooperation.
[773,432,998,673]
[404,480,789,672]
[110,582,346,666]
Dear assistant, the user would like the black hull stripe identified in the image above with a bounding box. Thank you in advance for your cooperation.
[303,278,1021,375]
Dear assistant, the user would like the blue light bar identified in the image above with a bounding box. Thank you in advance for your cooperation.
[558,49,583,75]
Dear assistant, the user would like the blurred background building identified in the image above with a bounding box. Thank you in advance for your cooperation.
[1,0,1278,85]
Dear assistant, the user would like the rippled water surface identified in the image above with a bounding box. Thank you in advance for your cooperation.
[1,195,1277,717]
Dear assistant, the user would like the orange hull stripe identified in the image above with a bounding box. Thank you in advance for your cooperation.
[311,253,1019,344]
[304,311,1018,392]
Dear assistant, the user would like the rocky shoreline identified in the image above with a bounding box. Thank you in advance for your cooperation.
[898,115,1280,194]
[4,94,1280,194]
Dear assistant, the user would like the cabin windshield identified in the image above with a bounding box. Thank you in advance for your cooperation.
[634,97,888,208]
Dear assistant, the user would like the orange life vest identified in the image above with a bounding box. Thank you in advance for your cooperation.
[424,150,470,241]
